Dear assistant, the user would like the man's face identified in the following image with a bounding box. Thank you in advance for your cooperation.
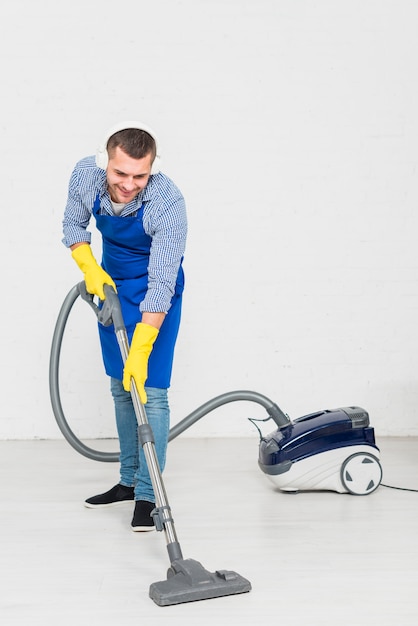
[106,146,153,204]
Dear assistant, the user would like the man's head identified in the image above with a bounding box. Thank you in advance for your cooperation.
[97,124,160,204]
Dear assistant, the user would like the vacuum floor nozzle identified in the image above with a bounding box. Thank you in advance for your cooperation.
[149,558,251,606]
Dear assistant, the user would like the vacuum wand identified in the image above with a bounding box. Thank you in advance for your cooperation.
[101,284,251,606]
[114,319,183,562]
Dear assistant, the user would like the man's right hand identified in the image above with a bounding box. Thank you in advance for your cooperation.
[71,243,116,300]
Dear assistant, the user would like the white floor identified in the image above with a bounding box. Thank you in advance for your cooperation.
[1,436,417,625]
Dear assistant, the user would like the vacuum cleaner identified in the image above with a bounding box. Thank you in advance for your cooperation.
[258,406,382,495]
[49,283,383,604]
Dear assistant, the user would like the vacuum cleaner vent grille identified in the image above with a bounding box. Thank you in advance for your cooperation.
[341,406,369,428]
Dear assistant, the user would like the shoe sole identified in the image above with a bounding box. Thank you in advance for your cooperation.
[131,525,155,532]
[84,499,134,509]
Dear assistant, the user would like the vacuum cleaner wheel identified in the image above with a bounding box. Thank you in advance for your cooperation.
[340,452,382,495]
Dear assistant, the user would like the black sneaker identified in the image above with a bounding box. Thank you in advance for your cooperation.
[84,484,134,508]
[131,500,156,532]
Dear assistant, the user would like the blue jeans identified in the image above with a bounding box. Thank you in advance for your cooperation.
[110,378,170,502]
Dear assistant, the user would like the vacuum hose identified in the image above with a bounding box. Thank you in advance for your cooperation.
[49,283,290,463]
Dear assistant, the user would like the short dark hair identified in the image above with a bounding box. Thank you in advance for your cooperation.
[107,128,156,161]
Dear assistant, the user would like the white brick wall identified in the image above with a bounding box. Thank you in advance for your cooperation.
[1,0,418,439]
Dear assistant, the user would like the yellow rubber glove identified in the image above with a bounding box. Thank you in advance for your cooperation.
[123,323,159,403]
[71,244,116,300]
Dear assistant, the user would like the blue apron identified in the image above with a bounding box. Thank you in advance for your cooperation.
[92,194,184,388]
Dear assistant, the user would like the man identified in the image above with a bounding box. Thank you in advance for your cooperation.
[62,122,187,531]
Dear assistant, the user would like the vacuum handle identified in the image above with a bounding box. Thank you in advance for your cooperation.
[101,284,125,331]
[77,281,125,330]
[77,282,100,316]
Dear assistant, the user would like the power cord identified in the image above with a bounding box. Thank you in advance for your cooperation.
[248,416,273,441]
[380,483,418,493]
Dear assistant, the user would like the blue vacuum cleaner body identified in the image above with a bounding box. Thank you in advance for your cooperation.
[258,406,382,495]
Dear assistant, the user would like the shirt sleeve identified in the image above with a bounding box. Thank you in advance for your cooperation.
[62,163,93,247]
[141,190,187,313]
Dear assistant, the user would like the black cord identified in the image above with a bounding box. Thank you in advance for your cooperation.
[380,483,418,493]
[247,416,274,441]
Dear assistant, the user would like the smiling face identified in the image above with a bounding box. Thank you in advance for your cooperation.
[106,145,153,204]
